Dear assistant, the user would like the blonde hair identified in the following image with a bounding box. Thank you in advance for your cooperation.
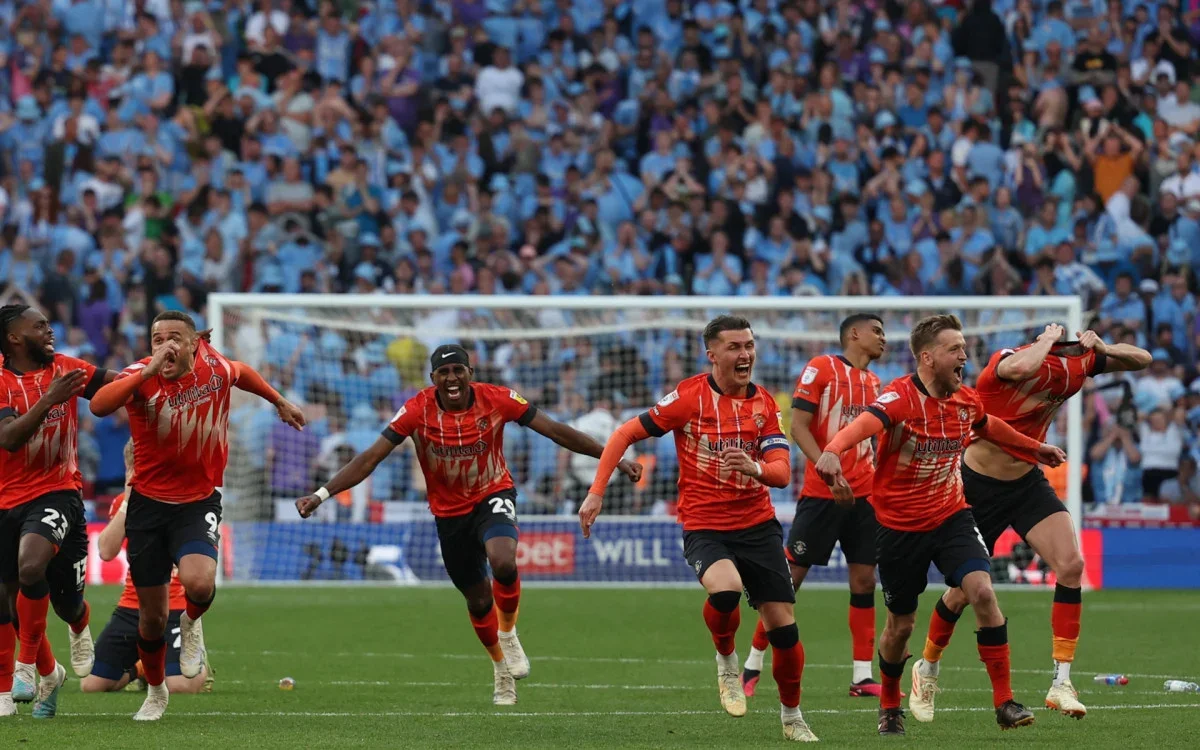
[909,314,963,357]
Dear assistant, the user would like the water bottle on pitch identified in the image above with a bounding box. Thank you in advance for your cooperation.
[1094,674,1128,685]
[1164,680,1200,693]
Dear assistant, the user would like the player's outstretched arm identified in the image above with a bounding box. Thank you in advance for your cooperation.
[1077,330,1152,372]
[0,368,88,450]
[996,323,1064,381]
[295,436,397,518]
[976,415,1067,467]
[579,417,653,538]
[233,362,306,430]
[813,411,886,489]
[91,343,179,417]
[525,411,642,482]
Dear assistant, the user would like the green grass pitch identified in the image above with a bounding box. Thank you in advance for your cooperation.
[3,586,1199,748]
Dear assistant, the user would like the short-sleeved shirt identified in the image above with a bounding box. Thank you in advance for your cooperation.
[110,493,187,610]
[792,354,881,499]
[640,373,789,533]
[383,383,537,518]
[118,341,240,503]
[974,342,1105,445]
[0,355,108,509]
[866,375,987,532]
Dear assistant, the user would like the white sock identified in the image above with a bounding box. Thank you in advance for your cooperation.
[492,659,506,672]
[745,646,766,672]
[148,681,168,697]
[1053,660,1071,686]
[716,651,739,673]
[919,659,940,677]
[852,660,873,684]
[498,627,515,636]
[781,703,802,722]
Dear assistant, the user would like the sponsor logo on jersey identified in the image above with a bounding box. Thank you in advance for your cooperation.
[166,377,224,409]
[913,437,964,456]
[706,437,758,454]
[430,440,489,458]
[800,366,818,385]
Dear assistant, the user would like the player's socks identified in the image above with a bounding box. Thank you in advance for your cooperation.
[137,635,167,687]
[492,574,521,633]
[767,624,803,710]
[185,592,215,620]
[977,620,1014,708]
[921,598,961,674]
[878,652,908,711]
[1051,584,1081,686]
[750,618,770,653]
[703,591,742,657]
[16,581,50,670]
[68,601,90,634]
[469,606,505,663]
[849,592,876,683]
[36,634,55,676]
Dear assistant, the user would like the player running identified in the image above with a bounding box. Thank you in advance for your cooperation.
[83,441,211,695]
[815,314,1066,736]
[742,314,887,700]
[0,304,108,719]
[583,315,816,743]
[295,344,641,706]
[90,311,302,720]
[910,325,1150,722]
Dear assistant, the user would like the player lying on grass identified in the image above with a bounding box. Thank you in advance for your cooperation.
[82,441,211,695]
[91,311,302,720]
[583,315,817,743]
[296,344,640,706]
[815,314,1066,736]
[910,325,1150,723]
[743,314,889,699]
[0,304,110,718]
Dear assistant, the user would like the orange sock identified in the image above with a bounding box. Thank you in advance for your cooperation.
[702,592,741,656]
[492,576,521,633]
[137,635,166,687]
[878,652,908,710]
[1051,585,1081,663]
[751,618,769,652]
[977,621,1013,707]
[16,585,49,670]
[469,606,505,662]
[0,621,13,692]
[768,626,804,708]
[69,600,91,634]
[36,633,55,676]
[848,593,876,662]
[923,598,961,663]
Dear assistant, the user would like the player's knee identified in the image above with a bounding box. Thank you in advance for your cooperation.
[707,590,741,613]
[16,559,49,589]
[180,574,216,604]
[50,594,83,624]
[489,558,518,586]
[942,587,969,613]
[765,622,799,650]
[138,612,169,639]
[79,676,112,693]
[965,583,998,613]
[167,675,205,694]
[1056,553,1085,587]
[848,572,875,596]
[883,615,914,643]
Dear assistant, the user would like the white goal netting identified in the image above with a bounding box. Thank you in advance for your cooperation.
[209,294,1083,586]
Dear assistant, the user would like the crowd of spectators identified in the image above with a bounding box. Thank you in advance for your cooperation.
[0,0,1197,518]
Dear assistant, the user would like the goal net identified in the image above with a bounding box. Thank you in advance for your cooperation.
[208,294,1084,587]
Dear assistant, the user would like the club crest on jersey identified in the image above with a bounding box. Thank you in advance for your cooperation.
[791,540,807,558]
[204,356,220,367]
[959,408,969,422]
[477,417,490,431]
[800,366,818,385]
[753,413,766,429]
[875,392,900,405]
[509,389,527,405]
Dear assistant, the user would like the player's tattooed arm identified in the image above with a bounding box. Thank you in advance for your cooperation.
[0,368,88,451]
[995,324,1064,381]
[296,436,397,518]
[526,411,642,482]
[1077,330,1152,372]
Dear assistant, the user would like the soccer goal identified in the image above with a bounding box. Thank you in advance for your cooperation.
[207,293,1084,587]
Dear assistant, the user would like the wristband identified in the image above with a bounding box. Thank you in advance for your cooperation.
[752,461,763,477]
[315,487,331,502]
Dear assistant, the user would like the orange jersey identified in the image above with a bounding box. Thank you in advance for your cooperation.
[793,354,881,499]
[641,373,789,532]
[867,375,987,532]
[110,493,187,609]
[118,341,239,503]
[0,355,109,509]
[384,383,536,518]
[973,343,1104,445]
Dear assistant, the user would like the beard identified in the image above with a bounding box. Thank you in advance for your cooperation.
[25,338,54,367]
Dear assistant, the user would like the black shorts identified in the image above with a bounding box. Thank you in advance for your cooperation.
[434,489,520,592]
[786,496,877,567]
[876,509,991,616]
[0,491,88,597]
[963,463,1067,554]
[683,520,795,609]
[91,607,184,680]
[125,489,222,588]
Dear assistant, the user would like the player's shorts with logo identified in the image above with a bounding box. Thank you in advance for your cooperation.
[91,607,185,681]
[435,488,520,591]
[683,519,795,608]
[786,496,877,567]
[875,509,991,615]
[125,489,222,587]
[0,490,88,596]
[962,463,1066,554]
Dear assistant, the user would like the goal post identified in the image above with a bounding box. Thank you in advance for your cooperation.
[208,293,1084,586]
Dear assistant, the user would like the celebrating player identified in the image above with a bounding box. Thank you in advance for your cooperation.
[815,314,1065,736]
[83,441,212,695]
[742,314,887,699]
[0,304,107,719]
[582,316,816,743]
[295,344,641,706]
[910,325,1151,722]
[90,311,303,720]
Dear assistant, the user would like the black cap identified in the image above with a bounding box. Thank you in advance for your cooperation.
[430,344,471,371]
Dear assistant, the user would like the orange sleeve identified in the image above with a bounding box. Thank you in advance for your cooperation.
[90,373,145,416]
[233,362,282,404]
[757,450,790,488]
[587,417,651,497]
[975,415,1044,459]
[825,411,885,455]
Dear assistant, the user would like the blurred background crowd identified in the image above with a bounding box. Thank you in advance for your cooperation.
[0,0,1196,520]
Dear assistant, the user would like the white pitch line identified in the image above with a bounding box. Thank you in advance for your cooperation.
[209,650,1187,679]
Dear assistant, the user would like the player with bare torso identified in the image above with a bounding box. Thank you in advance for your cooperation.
[910,325,1151,723]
